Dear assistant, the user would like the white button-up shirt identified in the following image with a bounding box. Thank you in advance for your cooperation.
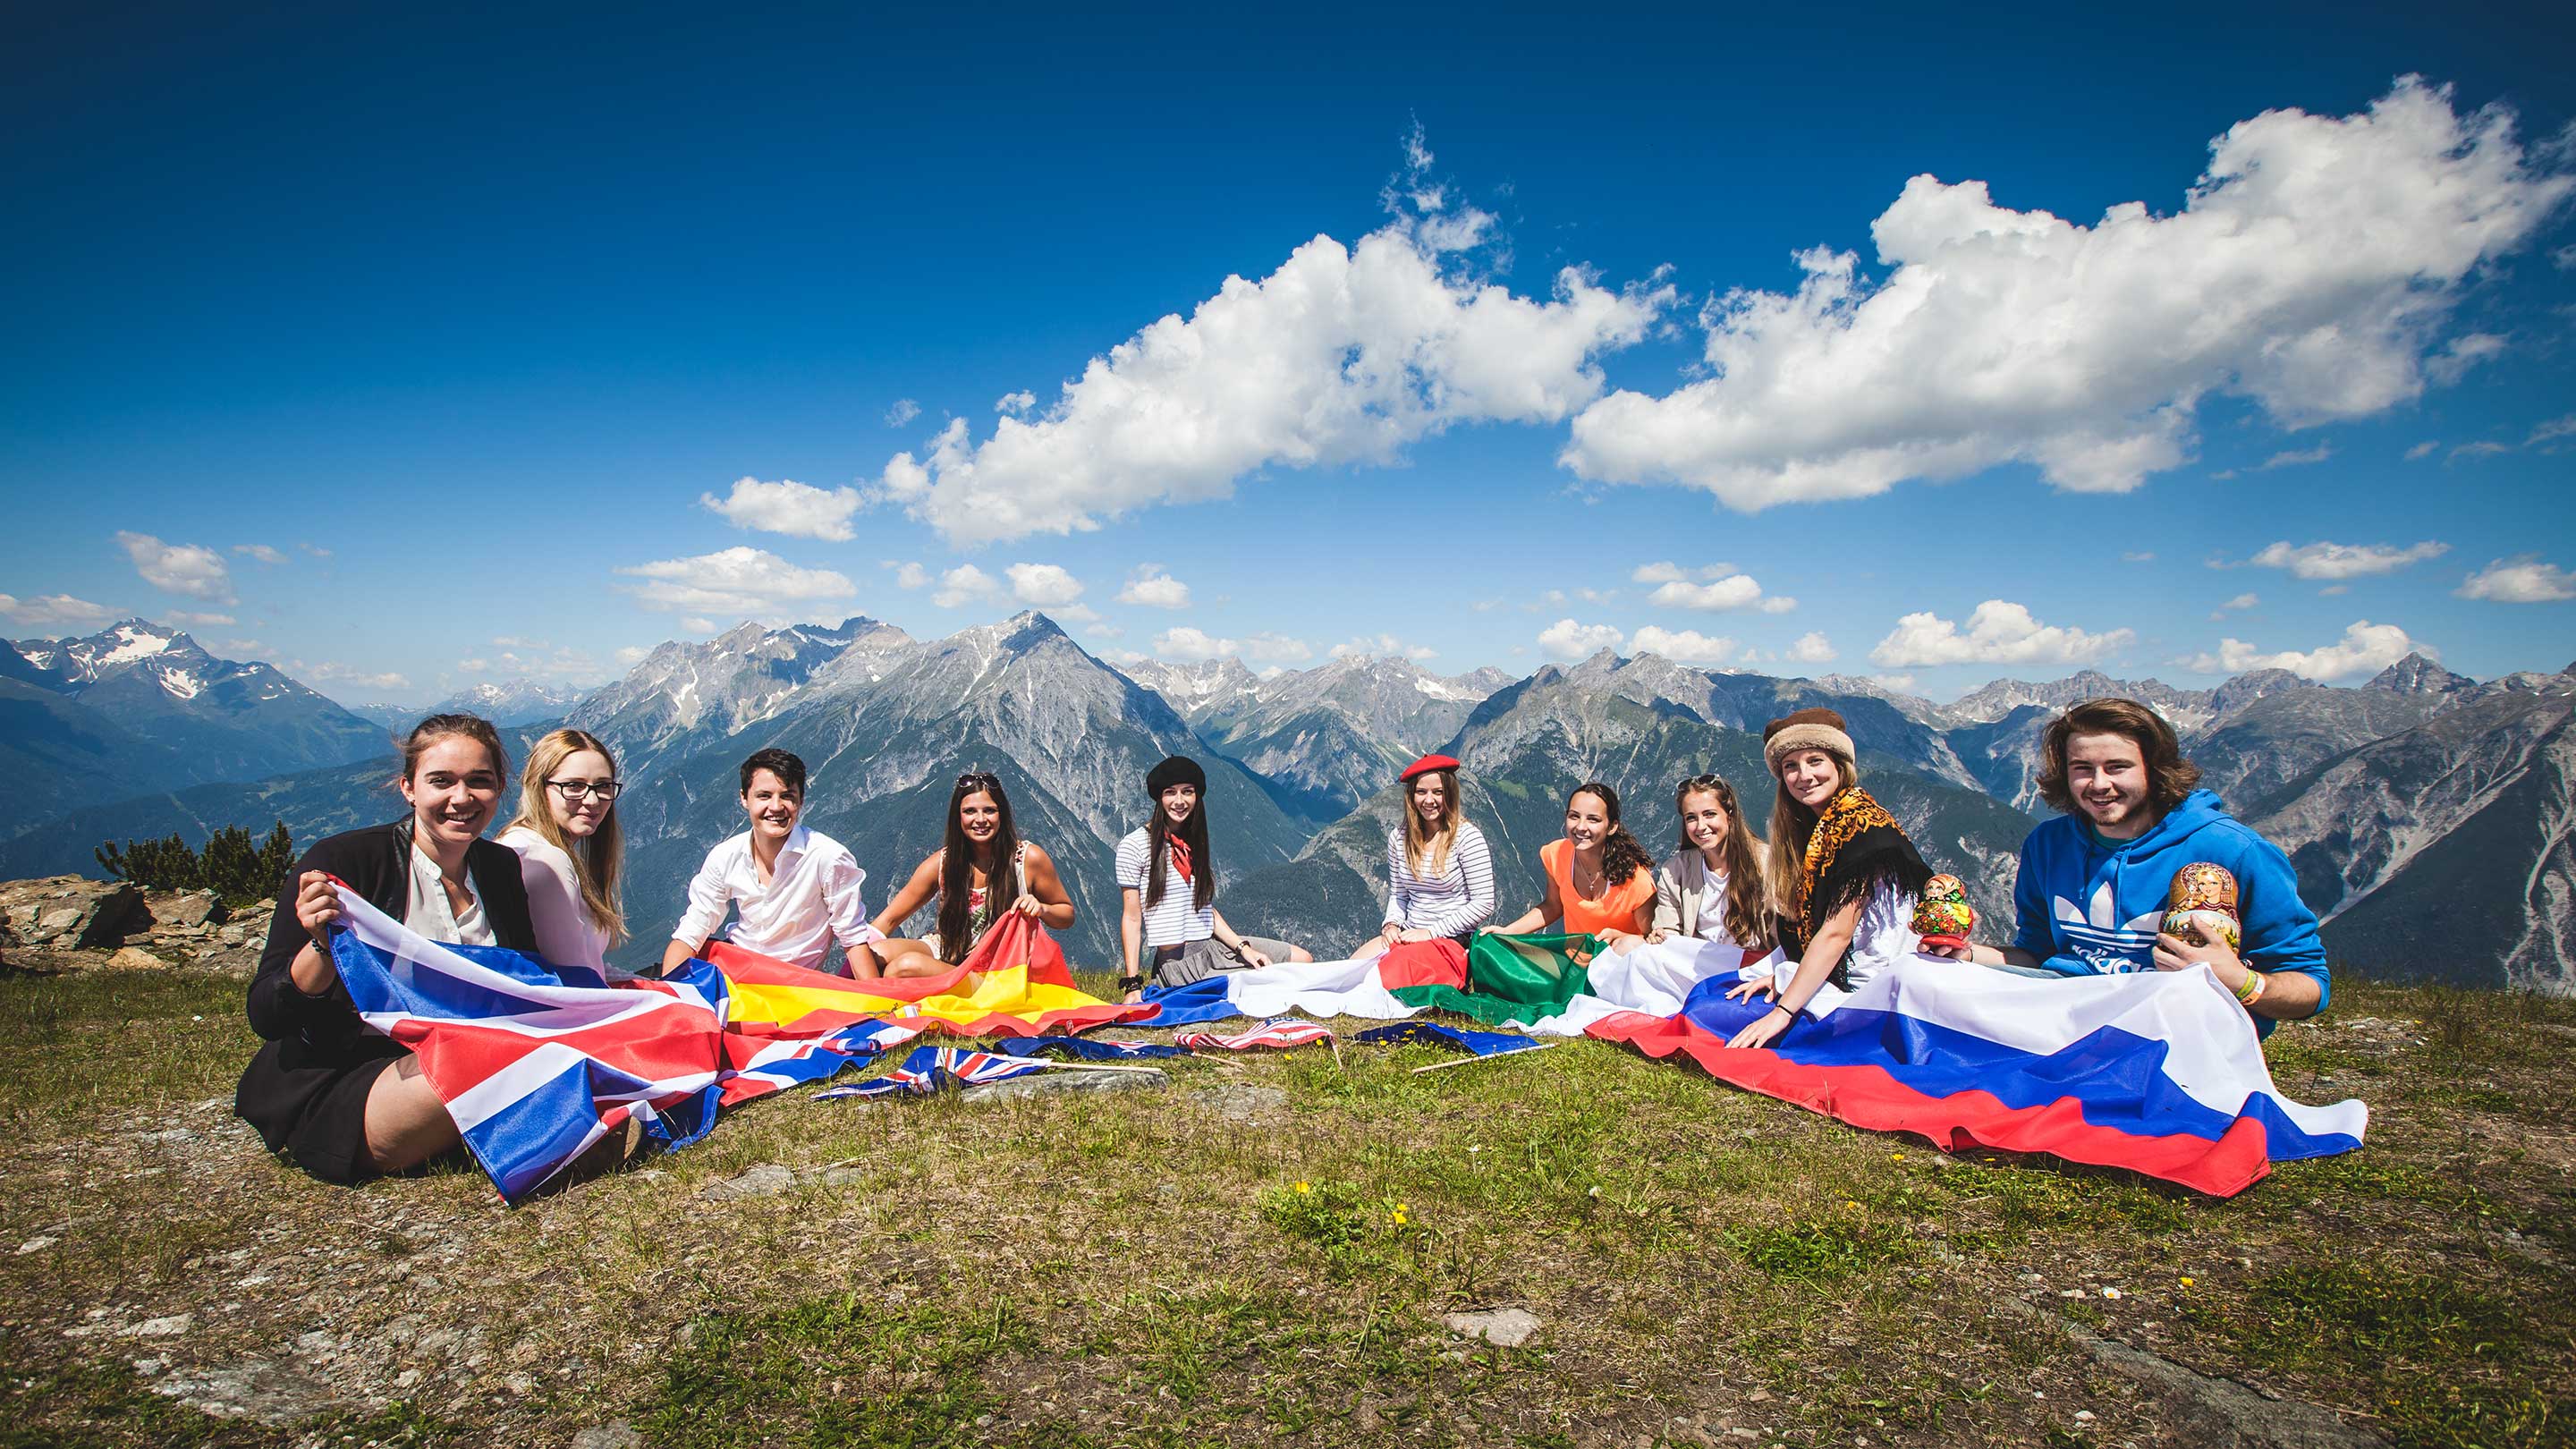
[671,825,880,974]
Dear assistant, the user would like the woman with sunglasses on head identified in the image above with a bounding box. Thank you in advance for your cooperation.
[496,728,627,977]
[235,714,538,1185]
[869,770,1074,979]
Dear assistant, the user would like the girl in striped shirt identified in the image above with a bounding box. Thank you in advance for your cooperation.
[1116,755,1311,1000]
[1356,752,1495,956]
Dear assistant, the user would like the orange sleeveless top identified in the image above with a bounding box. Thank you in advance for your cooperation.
[1540,838,1655,936]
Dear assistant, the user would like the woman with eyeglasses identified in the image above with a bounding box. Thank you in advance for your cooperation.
[869,771,1074,979]
[496,727,627,977]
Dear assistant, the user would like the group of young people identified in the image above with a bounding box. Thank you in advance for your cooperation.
[236,694,2330,1186]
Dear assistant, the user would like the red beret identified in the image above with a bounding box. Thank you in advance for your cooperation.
[1399,753,1461,782]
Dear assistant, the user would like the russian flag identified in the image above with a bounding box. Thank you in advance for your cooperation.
[1587,958,2367,1197]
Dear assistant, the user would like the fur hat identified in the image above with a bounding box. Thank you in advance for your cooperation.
[1761,708,1855,777]
[1146,755,1207,797]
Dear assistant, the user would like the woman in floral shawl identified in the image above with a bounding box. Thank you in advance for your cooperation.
[1724,708,1934,1049]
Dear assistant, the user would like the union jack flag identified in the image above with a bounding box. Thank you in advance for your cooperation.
[814,1046,1052,1099]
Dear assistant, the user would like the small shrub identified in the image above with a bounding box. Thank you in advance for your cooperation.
[96,821,292,908]
[1724,1216,1914,1281]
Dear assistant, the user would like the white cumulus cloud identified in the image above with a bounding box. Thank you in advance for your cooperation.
[116,530,234,603]
[865,194,1673,545]
[614,547,856,620]
[2242,539,2449,579]
[1330,632,1438,660]
[699,477,866,542]
[933,564,1002,608]
[996,390,1036,415]
[1786,631,1838,664]
[1630,626,1740,665]
[885,399,920,427]
[1004,563,1085,606]
[1629,561,1794,613]
[2404,440,2440,461]
[1116,566,1192,609]
[888,561,930,589]
[1152,626,1311,664]
[2181,620,2429,680]
[1870,601,2133,667]
[1538,619,1625,660]
[1563,80,2573,511]
[2457,556,2576,603]
[232,544,287,564]
[0,592,120,631]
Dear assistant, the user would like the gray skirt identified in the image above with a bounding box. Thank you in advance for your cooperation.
[1152,935,1299,988]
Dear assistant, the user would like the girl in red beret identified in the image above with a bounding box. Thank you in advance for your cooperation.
[1355,753,1496,958]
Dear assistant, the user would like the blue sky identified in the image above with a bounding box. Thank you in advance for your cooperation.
[4,2,2572,703]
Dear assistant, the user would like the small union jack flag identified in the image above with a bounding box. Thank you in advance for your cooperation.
[815,1046,1050,1100]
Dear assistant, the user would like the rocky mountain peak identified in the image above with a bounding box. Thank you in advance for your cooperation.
[2364,652,2474,696]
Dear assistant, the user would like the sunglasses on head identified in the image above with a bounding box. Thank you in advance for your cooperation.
[955,770,1000,790]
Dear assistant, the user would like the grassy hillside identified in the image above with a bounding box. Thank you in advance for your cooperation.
[0,969,2565,1447]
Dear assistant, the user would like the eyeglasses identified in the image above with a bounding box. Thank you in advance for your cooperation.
[955,771,999,789]
[547,779,623,801]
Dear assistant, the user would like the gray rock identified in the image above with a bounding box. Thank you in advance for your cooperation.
[146,890,225,929]
[1193,1083,1289,1122]
[960,1066,1170,1103]
[700,1163,796,1200]
[1442,1307,1541,1348]
[572,1422,645,1449]
[148,1359,338,1426]
[0,878,148,947]
[106,946,169,971]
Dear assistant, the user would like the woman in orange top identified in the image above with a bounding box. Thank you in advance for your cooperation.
[1481,780,1657,948]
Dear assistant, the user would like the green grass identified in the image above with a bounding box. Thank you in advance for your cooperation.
[0,973,2567,1446]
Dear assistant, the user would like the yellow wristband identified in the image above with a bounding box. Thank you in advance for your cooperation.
[2233,970,2265,1004]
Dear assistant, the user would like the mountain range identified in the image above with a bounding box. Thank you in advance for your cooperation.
[4,614,2568,992]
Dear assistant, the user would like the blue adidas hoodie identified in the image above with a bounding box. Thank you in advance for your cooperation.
[2011,789,2329,1037]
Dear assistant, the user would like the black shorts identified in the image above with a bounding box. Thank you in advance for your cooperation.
[235,1036,407,1185]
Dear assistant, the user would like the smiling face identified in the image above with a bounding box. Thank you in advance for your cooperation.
[741,767,803,844]
[1159,782,1199,826]
[546,748,617,840]
[401,735,503,852]
[1679,787,1732,857]
[1780,750,1843,811]
[2063,730,2155,838]
[958,790,1001,845]
[1563,790,1611,852]
[1410,773,1449,826]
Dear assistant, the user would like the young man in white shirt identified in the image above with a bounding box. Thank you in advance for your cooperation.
[661,748,884,978]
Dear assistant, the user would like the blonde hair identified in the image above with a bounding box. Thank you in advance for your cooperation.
[1765,751,1860,917]
[1403,767,1463,879]
[507,728,626,945]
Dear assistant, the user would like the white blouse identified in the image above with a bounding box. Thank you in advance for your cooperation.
[405,842,496,947]
[499,825,611,973]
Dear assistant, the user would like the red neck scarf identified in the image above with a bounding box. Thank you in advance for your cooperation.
[1165,835,1194,882]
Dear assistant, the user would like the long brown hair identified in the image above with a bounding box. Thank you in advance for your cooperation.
[2036,697,2201,817]
[504,728,626,945]
[1674,773,1773,951]
[937,773,1020,964]
[1147,784,1215,913]
[1765,751,1860,916]
[1569,781,1655,890]
[1403,767,1463,878]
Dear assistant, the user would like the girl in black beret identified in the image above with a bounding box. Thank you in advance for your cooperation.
[1114,755,1310,1001]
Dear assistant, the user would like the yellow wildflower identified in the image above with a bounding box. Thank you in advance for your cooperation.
[1294,1182,1311,1195]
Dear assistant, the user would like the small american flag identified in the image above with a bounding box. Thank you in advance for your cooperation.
[1175,1017,1336,1054]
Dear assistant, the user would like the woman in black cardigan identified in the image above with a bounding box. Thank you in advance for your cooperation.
[236,714,538,1184]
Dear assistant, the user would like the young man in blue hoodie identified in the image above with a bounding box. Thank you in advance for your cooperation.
[1933,698,2327,1038]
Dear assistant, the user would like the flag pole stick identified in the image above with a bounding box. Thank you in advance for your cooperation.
[1014,1058,1169,1076]
[1411,1044,1558,1074]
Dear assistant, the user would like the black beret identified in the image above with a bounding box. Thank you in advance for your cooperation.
[1146,755,1207,796]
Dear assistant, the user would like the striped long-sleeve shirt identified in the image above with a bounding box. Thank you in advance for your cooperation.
[1383,822,1496,938]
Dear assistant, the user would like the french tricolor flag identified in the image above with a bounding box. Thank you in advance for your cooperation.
[1588,958,2368,1197]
